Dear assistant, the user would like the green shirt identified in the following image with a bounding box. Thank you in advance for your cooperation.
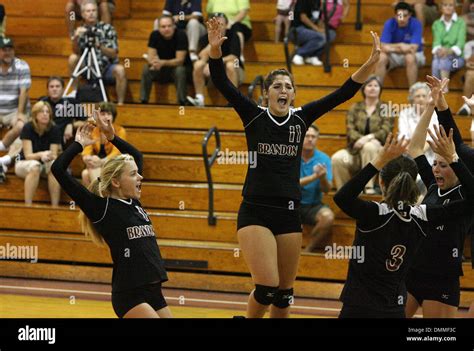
[432,14,466,56]
[206,0,252,29]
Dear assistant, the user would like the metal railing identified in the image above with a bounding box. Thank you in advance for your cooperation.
[201,126,221,226]
[247,74,265,104]
[355,0,363,31]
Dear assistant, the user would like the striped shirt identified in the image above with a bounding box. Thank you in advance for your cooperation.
[0,58,31,115]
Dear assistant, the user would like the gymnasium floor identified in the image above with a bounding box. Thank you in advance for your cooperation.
[0,277,343,318]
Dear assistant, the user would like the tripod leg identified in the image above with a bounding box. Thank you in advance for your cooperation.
[90,48,108,102]
[64,48,90,97]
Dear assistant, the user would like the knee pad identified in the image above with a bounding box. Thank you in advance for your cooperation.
[253,284,278,306]
[272,288,294,308]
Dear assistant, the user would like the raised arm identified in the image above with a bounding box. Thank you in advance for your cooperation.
[407,79,445,159]
[301,32,381,125]
[51,124,106,222]
[207,17,260,124]
[93,109,144,174]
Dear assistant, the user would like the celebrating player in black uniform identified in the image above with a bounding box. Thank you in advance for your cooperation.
[428,77,474,317]
[207,16,382,318]
[334,84,474,318]
[405,77,472,318]
[51,112,172,319]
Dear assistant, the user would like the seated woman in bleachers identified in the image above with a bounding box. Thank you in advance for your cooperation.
[81,102,126,187]
[331,76,394,193]
[398,82,437,164]
[15,101,61,206]
[431,0,466,91]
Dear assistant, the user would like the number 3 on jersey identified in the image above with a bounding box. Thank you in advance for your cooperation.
[289,125,302,143]
[386,245,407,272]
[135,206,150,222]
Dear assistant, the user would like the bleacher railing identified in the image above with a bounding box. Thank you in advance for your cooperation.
[247,75,265,105]
[202,126,221,226]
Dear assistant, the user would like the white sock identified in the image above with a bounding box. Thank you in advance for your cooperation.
[0,155,11,166]
[0,141,6,151]
[195,94,204,103]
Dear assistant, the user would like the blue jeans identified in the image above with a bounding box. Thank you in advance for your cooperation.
[291,26,336,58]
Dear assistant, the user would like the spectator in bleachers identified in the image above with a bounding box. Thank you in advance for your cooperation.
[331,76,393,193]
[275,0,295,43]
[206,0,252,63]
[395,1,439,30]
[39,77,87,149]
[140,15,189,105]
[457,0,474,115]
[0,37,30,183]
[0,4,5,37]
[81,102,126,186]
[431,0,466,91]
[320,0,350,34]
[155,0,206,63]
[15,101,61,207]
[68,0,127,105]
[375,2,425,87]
[300,125,334,252]
[398,82,437,164]
[65,0,115,38]
[187,13,243,107]
[290,0,334,66]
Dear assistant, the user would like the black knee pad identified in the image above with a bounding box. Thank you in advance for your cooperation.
[253,284,278,305]
[272,288,294,308]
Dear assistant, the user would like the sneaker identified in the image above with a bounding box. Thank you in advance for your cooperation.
[305,56,323,66]
[0,164,7,184]
[190,52,199,63]
[457,103,471,116]
[292,54,304,66]
[186,96,204,107]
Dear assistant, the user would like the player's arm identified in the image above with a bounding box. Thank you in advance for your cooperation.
[301,32,381,124]
[51,125,106,222]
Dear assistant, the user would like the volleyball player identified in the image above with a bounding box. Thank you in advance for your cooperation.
[207,15,382,318]
[428,76,474,317]
[404,77,472,318]
[335,128,474,318]
[51,111,172,319]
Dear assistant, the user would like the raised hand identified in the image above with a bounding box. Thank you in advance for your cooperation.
[373,133,409,170]
[462,94,474,109]
[207,17,227,49]
[367,31,381,66]
[92,108,115,141]
[75,123,97,148]
[427,125,457,163]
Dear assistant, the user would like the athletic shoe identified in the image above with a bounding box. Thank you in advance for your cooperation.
[292,54,304,66]
[457,103,471,116]
[305,56,323,66]
[190,52,199,62]
[186,96,204,107]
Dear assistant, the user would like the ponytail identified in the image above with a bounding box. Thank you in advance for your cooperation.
[380,155,420,209]
[384,172,420,209]
[79,178,106,246]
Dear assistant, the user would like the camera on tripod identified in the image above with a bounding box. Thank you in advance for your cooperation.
[84,26,101,48]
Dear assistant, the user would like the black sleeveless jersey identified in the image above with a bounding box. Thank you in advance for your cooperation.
[334,159,474,309]
[51,139,168,293]
[210,57,362,200]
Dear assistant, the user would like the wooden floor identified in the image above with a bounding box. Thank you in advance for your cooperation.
[0,277,470,319]
[0,277,341,318]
